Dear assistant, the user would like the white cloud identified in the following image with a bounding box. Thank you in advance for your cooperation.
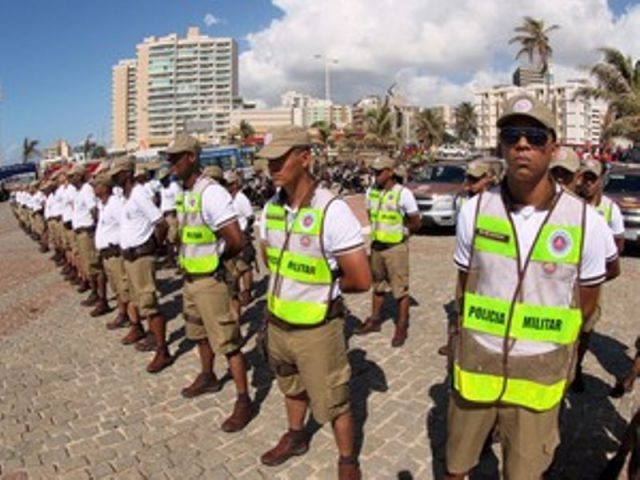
[239,0,640,108]
[204,13,221,27]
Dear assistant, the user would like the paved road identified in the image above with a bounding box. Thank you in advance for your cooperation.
[1,200,640,479]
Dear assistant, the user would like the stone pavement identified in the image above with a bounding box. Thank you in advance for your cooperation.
[1,199,640,480]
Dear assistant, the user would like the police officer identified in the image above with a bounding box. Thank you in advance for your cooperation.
[225,171,256,306]
[257,126,371,480]
[445,94,609,480]
[158,167,182,267]
[70,163,102,308]
[111,156,173,373]
[356,155,420,347]
[549,146,581,193]
[94,173,131,329]
[571,157,623,392]
[167,134,253,431]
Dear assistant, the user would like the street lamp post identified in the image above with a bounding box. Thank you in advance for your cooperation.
[313,54,339,103]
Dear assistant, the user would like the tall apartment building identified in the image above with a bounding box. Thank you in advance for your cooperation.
[474,79,606,149]
[111,27,238,149]
[112,59,138,149]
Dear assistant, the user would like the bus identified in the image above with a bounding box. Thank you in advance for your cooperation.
[199,145,256,173]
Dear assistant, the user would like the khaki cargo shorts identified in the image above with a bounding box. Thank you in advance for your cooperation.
[124,255,158,317]
[76,231,100,277]
[164,212,179,245]
[64,225,78,254]
[183,276,241,355]
[371,242,410,299]
[446,392,560,479]
[267,317,351,424]
[103,255,130,303]
[33,213,45,236]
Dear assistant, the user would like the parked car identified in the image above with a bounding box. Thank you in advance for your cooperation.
[604,164,640,246]
[407,162,466,227]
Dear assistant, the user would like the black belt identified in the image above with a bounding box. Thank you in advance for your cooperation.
[74,226,95,234]
[267,297,345,331]
[51,216,62,221]
[122,237,156,262]
[99,244,121,260]
[63,221,72,230]
[183,265,227,283]
[371,240,404,251]
[163,210,177,217]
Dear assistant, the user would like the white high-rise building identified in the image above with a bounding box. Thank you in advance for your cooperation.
[112,27,238,149]
[474,79,606,149]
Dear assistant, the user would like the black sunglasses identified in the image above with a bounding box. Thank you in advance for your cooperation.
[499,127,550,147]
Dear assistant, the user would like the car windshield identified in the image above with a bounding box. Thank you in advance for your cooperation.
[604,173,640,194]
[412,165,466,184]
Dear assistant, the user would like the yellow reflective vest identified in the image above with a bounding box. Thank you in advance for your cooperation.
[367,184,405,244]
[176,176,220,274]
[264,188,337,326]
[453,187,586,411]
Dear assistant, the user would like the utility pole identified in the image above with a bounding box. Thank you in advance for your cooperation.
[313,54,339,103]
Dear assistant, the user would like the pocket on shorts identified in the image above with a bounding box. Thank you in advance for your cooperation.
[325,363,351,414]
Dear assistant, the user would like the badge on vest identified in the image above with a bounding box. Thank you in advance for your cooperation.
[300,235,312,248]
[300,212,316,231]
[475,228,509,243]
[186,196,198,210]
[548,229,572,259]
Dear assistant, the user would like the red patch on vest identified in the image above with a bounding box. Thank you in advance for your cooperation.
[300,235,312,247]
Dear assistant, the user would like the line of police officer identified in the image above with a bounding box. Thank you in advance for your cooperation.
[8,91,630,479]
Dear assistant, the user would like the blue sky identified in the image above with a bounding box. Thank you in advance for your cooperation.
[0,0,636,164]
[0,0,282,163]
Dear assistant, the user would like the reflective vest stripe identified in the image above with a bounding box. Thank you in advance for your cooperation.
[267,294,328,326]
[473,215,516,258]
[453,364,566,412]
[181,225,216,244]
[463,292,582,345]
[596,198,613,225]
[266,247,333,284]
[530,225,582,264]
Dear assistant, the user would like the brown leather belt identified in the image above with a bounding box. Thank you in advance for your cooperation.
[163,210,177,217]
[51,216,62,221]
[63,221,72,230]
[74,226,95,234]
[267,297,345,331]
[371,240,405,251]
[183,266,227,283]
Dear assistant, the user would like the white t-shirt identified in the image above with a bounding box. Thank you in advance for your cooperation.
[454,189,608,356]
[62,184,78,223]
[232,191,254,231]
[32,191,46,212]
[50,186,65,217]
[601,197,625,237]
[145,179,161,201]
[198,182,238,255]
[120,184,163,249]
[95,195,124,250]
[72,183,97,229]
[160,181,182,213]
[259,190,365,299]
[44,193,55,219]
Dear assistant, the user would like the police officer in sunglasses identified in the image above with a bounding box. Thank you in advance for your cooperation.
[445,94,610,480]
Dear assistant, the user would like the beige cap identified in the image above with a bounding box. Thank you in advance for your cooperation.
[70,163,86,177]
[370,155,395,171]
[134,164,148,178]
[497,93,556,135]
[50,170,61,181]
[110,155,135,177]
[166,133,201,156]
[203,165,224,181]
[581,158,603,177]
[258,126,311,160]
[94,160,111,175]
[550,147,580,173]
[466,159,492,178]
[93,173,112,188]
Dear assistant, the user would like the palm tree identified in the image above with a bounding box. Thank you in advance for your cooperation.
[22,138,39,164]
[509,16,559,74]
[239,120,255,143]
[83,134,96,160]
[454,102,478,145]
[510,17,559,105]
[574,48,640,142]
[364,103,394,147]
[414,108,445,151]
